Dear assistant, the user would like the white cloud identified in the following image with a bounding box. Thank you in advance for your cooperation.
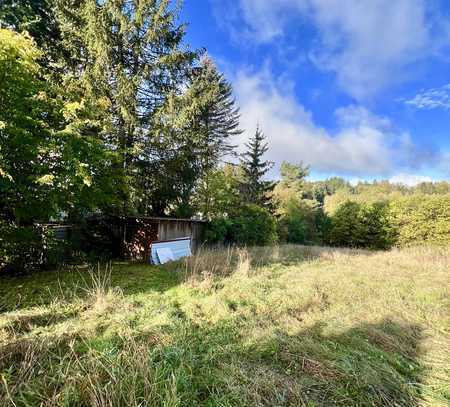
[389,173,433,186]
[305,0,430,99]
[233,68,418,177]
[215,0,445,99]
[405,84,450,110]
[211,0,299,44]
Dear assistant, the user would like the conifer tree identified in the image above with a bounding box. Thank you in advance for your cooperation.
[187,55,242,216]
[55,0,197,217]
[192,55,241,169]
[240,125,274,206]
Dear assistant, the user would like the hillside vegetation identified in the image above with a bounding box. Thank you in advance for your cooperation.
[2,11,450,274]
[1,245,449,406]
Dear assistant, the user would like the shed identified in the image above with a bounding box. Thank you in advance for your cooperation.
[43,216,206,263]
[121,216,206,261]
[135,217,204,250]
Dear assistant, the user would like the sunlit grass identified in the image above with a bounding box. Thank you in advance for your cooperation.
[1,245,449,406]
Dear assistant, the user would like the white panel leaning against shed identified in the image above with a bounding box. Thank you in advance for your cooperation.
[150,237,192,265]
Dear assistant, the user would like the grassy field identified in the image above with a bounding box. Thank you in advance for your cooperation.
[0,245,449,406]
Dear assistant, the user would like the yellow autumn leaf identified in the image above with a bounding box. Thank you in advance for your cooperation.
[0,167,12,181]
[36,174,55,186]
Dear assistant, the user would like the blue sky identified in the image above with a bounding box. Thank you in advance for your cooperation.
[181,0,450,185]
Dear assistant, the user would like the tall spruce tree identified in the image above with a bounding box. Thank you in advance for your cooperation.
[147,53,242,218]
[240,125,274,206]
[188,55,242,217]
[192,55,241,169]
[55,0,197,218]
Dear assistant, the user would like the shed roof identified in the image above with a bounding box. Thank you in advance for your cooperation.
[133,216,207,223]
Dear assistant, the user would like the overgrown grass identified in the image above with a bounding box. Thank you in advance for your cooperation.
[1,245,449,406]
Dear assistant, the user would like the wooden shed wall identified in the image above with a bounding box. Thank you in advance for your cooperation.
[157,220,203,251]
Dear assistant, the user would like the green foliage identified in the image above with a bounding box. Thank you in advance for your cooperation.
[0,221,63,273]
[193,164,243,220]
[148,56,242,217]
[240,125,274,206]
[327,201,392,249]
[230,204,277,246]
[277,199,320,244]
[277,213,306,244]
[56,0,198,216]
[0,28,116,270]
[0,29,62,224]
[204,204,277,246]
[414,181,450,195]
[183,56,242,217]
[199,165,278,246]
[273,161,324,245]
[327,201,363,248]
[389,195,450,247]
[189,55,242,168]
[326,194,450,249]
[203,217,233,244]
[279,161,310,190]
[306,176,351,204]
[0,0,61,57]
[0,29,45,222]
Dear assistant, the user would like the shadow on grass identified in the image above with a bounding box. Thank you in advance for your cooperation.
[171,317,428,406]
[0,263,182,313]
[0,315,430,406]
[0,245,379,313]
[246,320,425,406]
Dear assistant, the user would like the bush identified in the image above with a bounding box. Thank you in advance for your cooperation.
[204,204,278,246]
[278,215,306,244]
[0,222,63,273]
[277,199,326,245]
[327,201,392,249]
[203,217,233,244]
[388,195,450,247]
[327,201,363,248]
[230,204,278,246]
[326,195,450,249]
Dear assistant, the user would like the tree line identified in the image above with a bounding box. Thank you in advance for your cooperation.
[1,0,449,272]
[0,0,285,270]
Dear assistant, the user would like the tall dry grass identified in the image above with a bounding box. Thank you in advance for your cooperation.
[1,245,449,406]
[182,244,370,284]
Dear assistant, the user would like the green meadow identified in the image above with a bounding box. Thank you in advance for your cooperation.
[1,245,449,406]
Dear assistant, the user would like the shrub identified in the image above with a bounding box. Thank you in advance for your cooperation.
[327,201,392,249]
[360,202,393,249]
[278,214,306,244]
[326,195,450,249]
[388,195,450,247]
[277,199,325,245]
[0,222,62,273]
[230,204,277,246]
[70,216,124,261]
[205,204,278,246]
[203,217,233,244]
[327,201,364,248]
